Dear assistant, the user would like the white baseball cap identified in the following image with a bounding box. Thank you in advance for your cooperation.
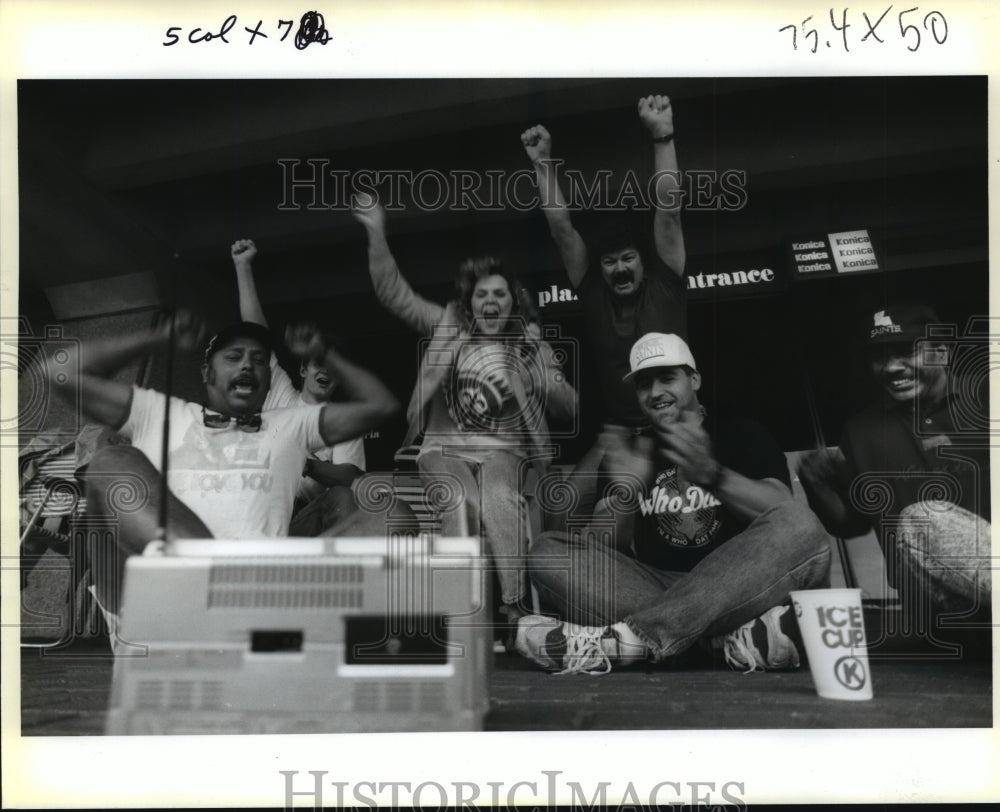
[623,332,697,382]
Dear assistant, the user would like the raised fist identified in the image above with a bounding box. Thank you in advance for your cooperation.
[520,125,552,163]
[637,95,674,139]
[350,192,386,233]
[285,322,327,362]
[231,238,257,265]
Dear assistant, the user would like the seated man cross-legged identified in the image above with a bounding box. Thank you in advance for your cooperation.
[797,303,992,633]
[516,332,832,674]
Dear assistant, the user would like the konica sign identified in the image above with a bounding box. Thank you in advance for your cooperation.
[788,229,881,279]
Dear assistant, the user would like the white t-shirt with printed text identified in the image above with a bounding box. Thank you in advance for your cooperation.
[120,386,325,538]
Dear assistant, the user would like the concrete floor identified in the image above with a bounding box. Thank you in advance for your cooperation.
[19,631,992,735]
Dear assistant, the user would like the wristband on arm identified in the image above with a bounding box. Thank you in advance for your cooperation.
[700,463,725,493]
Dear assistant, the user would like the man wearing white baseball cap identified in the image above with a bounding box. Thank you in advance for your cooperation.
[516,332,831,674]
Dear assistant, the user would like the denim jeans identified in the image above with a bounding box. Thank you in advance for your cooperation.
[892,501,992,619]
[529,499,831,662]
[289,485,358,536]
[418,448,527,605]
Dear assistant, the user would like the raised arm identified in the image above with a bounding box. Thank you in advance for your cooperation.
[638,95,685,277]
[46,311,204,430]
[286,324,400,447]
[230,238,303,409]
[231,239,268,326]
[521,125,589,288]
[351,195,445,335]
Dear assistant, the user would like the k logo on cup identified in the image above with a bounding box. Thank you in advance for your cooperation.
[834,655,868,691]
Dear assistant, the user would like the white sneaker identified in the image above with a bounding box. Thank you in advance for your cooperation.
[714,605,801,672]
[515,615,640,675]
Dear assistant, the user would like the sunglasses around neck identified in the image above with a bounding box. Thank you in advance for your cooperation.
[202,406,262,432]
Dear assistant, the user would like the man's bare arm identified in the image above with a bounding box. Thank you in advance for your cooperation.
[521,125,589,288]
[797,448,872,538]
[231,239,268,326]
[657,414,790,526]
[638,94,685,277]
[286,324,400,446]
[707,471,791,526]
[47,311,204,430]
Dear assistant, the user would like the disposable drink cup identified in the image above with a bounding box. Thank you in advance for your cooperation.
[790,588,874,701]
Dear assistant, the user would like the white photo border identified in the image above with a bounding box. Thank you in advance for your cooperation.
[2,0,997,807]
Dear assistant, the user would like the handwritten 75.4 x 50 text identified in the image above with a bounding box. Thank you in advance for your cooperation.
[779,6,947,53]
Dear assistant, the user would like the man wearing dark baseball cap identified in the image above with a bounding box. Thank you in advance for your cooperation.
[866,303,948,401]
[514,333,831,675]
[203,320,274,364]
[198,321,276,423]
[47,311,400,626]
[799,303,992,638]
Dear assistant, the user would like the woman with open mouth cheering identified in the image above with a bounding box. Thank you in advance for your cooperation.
[353,193,578,642]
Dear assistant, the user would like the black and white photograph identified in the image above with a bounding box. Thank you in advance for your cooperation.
[2,2,997,808]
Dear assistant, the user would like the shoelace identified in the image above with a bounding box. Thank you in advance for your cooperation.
[557,627,618,675]
[722,625,764,673]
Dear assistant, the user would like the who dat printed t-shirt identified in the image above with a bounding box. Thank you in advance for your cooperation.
[577,253,687,428]
[632,419,791,572]
[119,386,326,538]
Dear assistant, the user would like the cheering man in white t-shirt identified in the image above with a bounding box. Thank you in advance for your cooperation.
[47,310,399,616]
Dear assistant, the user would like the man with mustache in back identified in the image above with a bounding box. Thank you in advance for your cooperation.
[521,94,687,519]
